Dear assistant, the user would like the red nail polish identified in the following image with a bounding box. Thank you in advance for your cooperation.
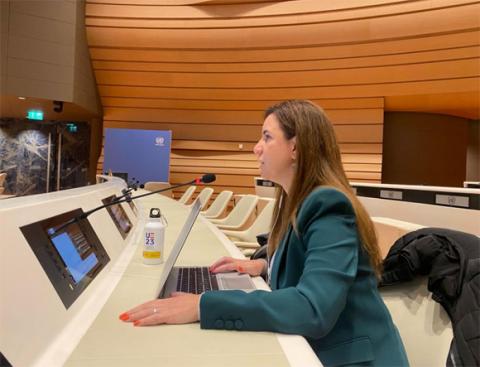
[119,313,129,321]
[133,320,140,326]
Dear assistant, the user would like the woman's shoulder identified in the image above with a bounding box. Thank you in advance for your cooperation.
[297,186,355,222]
[304,186,352,206]
[307,186,349,200]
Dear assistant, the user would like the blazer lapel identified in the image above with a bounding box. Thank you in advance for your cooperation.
[270,225,292,290]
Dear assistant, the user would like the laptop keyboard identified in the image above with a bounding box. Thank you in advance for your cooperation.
[176,267,219,294]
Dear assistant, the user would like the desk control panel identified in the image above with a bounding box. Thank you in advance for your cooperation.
[20,209,110,309]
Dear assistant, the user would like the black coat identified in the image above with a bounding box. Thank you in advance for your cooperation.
[380,227,480,367]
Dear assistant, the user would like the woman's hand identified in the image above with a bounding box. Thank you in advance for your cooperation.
[209,257,266,277]
[119,292,200,326]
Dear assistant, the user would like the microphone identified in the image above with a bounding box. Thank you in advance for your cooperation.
[196,173,215,184]
[50,174,216,235]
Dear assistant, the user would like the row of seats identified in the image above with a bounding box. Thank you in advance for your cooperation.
[179,186,275,256]
[192,190,274,256]
[143,182,275,256]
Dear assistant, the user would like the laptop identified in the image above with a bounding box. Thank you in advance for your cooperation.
[156,199,255,298]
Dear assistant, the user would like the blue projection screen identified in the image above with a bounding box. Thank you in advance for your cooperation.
[103,128,171,183]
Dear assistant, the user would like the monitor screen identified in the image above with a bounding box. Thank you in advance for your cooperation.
[128,199,138,216]
[21,209,110,308]
[49,228,99,284]
[102,195,132,239]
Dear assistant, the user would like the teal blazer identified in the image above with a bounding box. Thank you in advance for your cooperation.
[200,187,409,366]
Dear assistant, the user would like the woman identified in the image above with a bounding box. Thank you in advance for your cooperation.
[120,100,409,366]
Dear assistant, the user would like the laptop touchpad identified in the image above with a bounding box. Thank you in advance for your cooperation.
[218,274,255,290]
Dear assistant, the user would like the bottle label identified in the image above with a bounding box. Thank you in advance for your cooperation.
[143,251,161,259]
[145,232,156,246]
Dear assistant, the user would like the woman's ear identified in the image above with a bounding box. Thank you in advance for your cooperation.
[290,137,297,161]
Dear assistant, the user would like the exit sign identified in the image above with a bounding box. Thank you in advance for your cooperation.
[27,110,43,120]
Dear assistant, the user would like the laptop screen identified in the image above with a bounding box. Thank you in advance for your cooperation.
[154,200,202,295]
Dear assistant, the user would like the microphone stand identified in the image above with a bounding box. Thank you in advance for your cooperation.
[51,177,210,235]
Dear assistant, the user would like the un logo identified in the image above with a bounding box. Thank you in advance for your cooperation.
[155,137,165,146]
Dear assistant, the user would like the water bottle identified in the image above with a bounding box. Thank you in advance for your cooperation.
[143,208,167,265]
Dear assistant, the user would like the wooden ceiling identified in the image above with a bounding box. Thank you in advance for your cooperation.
[86,0,479,118]
[85,0,479,190]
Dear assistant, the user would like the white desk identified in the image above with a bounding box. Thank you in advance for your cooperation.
[0,180,319,367]
[64,193,318,367]
[0,194,15,200]
[351,182,480,235]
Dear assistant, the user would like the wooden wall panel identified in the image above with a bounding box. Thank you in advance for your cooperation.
[85,4,480,49]
[92,47,479,73]
[103,118,383,143]
[94,59,477,88]
[100,99,384,196]
[100,98,384,110]
[89,31,479,63]
[96,77,479,101]
[87,0,479,196]
[103,108,383,125]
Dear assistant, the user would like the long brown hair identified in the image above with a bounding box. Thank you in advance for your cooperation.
[266,100,382,277]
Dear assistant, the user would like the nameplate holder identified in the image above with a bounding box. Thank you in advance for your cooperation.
[435,194,469,208]
[380,190,403,200]
[257,179,274,187]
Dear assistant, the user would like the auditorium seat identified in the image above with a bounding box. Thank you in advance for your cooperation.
[201,190,233,219]
[177,185,196,204]
[209,194,259,230]
[221,199,275,256]
[372,217,424,258]
[372,217,454,367]
[188,187,214,210]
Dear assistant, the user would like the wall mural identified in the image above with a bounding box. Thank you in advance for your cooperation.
[0,118,90,196]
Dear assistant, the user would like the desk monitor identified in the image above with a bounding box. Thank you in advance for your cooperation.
[20,209,110,308]
[102,195,133,239]
[127,199,138,216]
